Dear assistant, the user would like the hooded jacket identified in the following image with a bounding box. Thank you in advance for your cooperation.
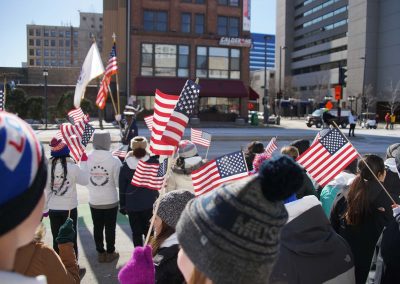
[87,150,122,207]
[14,241,79,284]
[166,156,204,193]
[320,171,355,217]
[118,154,159,212]
[45,158,89,211]
[383,158,400,203]
[270,196,355,284]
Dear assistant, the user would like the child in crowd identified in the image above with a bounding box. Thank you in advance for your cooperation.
[87,131,122,263]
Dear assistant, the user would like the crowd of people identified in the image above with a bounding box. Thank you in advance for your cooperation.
[1,109,400,284]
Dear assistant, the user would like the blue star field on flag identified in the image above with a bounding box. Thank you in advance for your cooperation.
[216,151,247,178]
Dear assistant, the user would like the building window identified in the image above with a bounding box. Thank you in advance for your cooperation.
[66,40,70,47]
[59,49,64,57]
[66,31,71,38]
[36,59,41,66]
[140,43,189,77]
[29,29,34,36]
[73,31,78,38]
[51,30,56,37]
[29,49,34,56]
[29,39,34,46]
[143,10,168,32]
[44,29,49,37]
[44,49,49,56]
[73,40,78,47]
[51,59,57,66]
[82,16,87,21]
[217,16,239,37]
[44,39,49,46]
[59,39,64,47]
[36,39,41,46]
[36,49,41,56]
[195,14,205,34]
[181,13,191,33]
[65,50,71,57]
[196,46,240,79]
[44,59,50,66]
[59,31,64,37]
[73,50,78,56]
[199,97,240,114]
[59,60,64,66]
[218,0,239,6]
[51,49,56,57]
[36,29,41,36]
[30,59,34,66]
[51,39,56,47]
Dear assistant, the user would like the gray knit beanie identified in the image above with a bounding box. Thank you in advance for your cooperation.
[176,155,304,284]
[386,143,400,159]
[156,190,195,229]
[93,131,111,151]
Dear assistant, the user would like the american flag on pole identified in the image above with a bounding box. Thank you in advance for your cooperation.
[191,128,211,147]
[0,90,4,111]
[96,43,118,110]
[112,144,128,159]
[67,107,84,124]
[144,115,153,131]
[297,128,358,187]
[191,151,249,196]
[149,89,180,156]
[264,137,278,155]
[131,158,168,190]
[161,80,200,147]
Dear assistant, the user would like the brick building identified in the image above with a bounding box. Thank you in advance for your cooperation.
[104,0,252,119]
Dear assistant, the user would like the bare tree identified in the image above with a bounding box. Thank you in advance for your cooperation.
[362,84,375,113]
[312,73,330,103]
[383,79,400,114]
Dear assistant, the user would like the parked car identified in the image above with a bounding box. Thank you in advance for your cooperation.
[359,112,377,129]
[248,111,280,125]
[306,108,350,128]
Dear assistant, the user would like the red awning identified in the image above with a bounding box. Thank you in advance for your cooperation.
[249,87,260,100]
[135,77,248,98]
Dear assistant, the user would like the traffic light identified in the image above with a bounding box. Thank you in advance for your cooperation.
[339,66,347,86]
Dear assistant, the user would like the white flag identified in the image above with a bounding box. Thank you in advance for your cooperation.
[74,42,104,108]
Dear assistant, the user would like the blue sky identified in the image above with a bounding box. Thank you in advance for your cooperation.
[0,0,275,67]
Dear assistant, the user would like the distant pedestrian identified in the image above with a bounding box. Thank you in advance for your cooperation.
[390,113,395,129]
[244,141,265,171]
[348,111,357,137]
[385,113,390,129]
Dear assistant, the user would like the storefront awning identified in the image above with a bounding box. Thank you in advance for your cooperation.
[135,77,248,98]
[248,87,259,100]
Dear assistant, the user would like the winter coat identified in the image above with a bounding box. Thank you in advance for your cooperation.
[87,150,122,206]
[45,158,89,211]
[383,158,400,203]
[153,233,184,284]
[320,171,355,217]
[119,154,159,212]
[120,119,138,146]
[0,272,46,284]
[270,196,355,284]
[166,156,204,194]
[330,180,394,284]
[296,170,316,199]
[14,241,79,284]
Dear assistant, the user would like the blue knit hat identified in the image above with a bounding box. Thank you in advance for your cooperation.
[0,112,47,236]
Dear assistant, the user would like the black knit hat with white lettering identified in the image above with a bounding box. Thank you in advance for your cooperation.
[176,155,304,284]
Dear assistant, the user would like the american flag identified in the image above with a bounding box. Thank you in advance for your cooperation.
[297,128,358,187]
[112,144,128,159]
[161,80,200,147]
[0,90,4,111]
[67,107,84,124]
[96,43,118,110]
[191,151,249,196]
[264,137,278,155]
[191,128,211,147]
[149,89,180,156]
[131,158,168,190]
[144,115,153,131]
[60,113,94,162]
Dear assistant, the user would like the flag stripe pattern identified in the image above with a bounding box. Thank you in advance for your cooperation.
[131,158,168,190]
[264,137,278,156]
[144,115,153,131]
[67,107,84,124]
[96,43,118,110]
[112,144,128,159]
[0,90,4,111]
[297,128,358,187]
[161,80,200,147]
[191,151,248,196]
[191,128,211,147]
[149,89,180,156]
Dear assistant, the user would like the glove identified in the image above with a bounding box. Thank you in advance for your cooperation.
[81,152,88,162]
[42,211,49,218]
[56,218,75,244]
[115,114,122,122]
[118,246,155,284]
[119,208,127,215]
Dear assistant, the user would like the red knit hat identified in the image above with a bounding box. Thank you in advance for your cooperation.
[50,138,70,157]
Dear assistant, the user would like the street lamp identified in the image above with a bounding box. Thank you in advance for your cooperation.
[348,96,356,111]
[263,35,271,125]
[360,56,367,112]
[278,45,286,117]
[43,69,48,130]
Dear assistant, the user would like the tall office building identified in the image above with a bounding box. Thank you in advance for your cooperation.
[26,12,103,68]
[104,0,253,118]
[250,33,275,71]
[276,0,400,114]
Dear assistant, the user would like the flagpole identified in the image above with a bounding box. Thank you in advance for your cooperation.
[331,121,397,205]
[112,33,121,115]
[205,144,210,160]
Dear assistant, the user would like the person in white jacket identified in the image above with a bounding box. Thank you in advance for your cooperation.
[86,131,122,263]
[45,137,89,257]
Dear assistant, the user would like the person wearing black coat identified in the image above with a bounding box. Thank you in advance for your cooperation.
[118,137,159,247]
[330,155,394,284]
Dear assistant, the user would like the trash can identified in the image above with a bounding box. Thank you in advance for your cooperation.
[251,112,259,126]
